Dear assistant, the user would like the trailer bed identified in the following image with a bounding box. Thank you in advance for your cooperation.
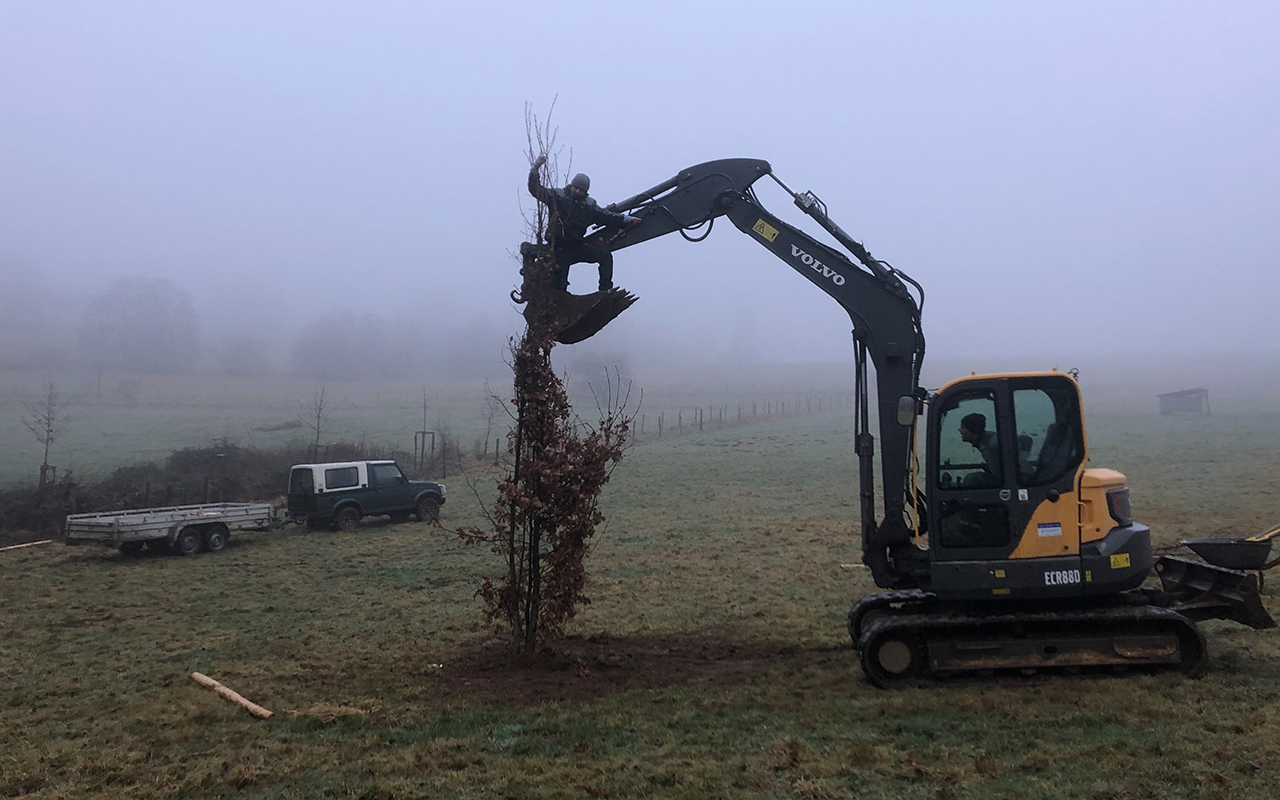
[65,502,277,554]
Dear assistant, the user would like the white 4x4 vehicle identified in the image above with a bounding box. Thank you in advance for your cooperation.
[286,460,445,531]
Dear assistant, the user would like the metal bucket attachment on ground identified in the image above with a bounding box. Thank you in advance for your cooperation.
[1153,555,1276,630]
[1182,537,1274,571]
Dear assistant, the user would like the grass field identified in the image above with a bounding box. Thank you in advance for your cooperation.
[3,401,1280,799]
[0,368,855,487]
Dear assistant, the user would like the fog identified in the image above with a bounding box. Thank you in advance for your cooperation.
[2,2,1278,385]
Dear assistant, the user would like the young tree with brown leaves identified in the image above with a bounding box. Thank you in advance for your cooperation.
[458,106,635,651]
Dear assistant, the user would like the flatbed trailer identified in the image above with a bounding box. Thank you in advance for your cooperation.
[65,503,278,556]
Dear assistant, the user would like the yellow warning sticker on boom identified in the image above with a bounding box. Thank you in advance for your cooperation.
[753,219,779,242]
[1110,553,1131,569]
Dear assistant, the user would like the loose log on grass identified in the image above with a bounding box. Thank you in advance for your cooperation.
[191,672,272,719]
[0,539,53,553]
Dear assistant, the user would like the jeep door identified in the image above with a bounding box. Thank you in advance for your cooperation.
[368,463,411,514]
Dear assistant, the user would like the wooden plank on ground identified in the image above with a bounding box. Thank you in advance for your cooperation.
[0,540,53,553]
[191,672,273,719]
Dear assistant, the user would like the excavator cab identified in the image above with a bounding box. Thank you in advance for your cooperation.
[923,371,1154,601]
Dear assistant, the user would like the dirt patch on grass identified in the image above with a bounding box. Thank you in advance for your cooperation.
[437,629,801,704]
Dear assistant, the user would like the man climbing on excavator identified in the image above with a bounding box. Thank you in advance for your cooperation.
[528,154,640,292]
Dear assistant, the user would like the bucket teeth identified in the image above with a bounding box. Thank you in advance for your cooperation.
[553,289,638,344]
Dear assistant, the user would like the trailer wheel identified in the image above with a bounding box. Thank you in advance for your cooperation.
[173,527,203,556]
[334,507,361,532]
[203,523,229,553]
[416,497,440,524]
[119,541,145,555]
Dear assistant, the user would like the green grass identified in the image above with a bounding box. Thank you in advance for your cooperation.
[0,369,845,486]
[3,410,1280,799]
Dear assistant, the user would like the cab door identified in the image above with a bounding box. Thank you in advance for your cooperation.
[927,382,1018,580]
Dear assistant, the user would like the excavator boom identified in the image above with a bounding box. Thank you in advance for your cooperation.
[541,158,927,587]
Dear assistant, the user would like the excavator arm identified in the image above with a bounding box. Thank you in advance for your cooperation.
[599,159,928,588]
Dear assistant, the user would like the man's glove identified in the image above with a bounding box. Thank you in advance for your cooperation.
[624,214,642,227]
[533,155,547,169]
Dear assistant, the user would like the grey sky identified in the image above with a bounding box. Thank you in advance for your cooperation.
[2,2,1277,372]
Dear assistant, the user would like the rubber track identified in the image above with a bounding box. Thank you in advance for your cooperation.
[857,602,1206,687]
[848,590,936,651]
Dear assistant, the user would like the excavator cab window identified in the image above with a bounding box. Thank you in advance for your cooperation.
[932,389,1013,552]
[936,391,1003,491]
[1012,387,1083,487]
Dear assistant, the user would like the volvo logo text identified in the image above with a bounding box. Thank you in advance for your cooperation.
[790,245,846,286]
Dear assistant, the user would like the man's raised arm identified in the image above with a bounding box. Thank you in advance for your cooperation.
[527,155,552,204]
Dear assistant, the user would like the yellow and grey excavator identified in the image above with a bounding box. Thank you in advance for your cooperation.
[515,158,1275,687]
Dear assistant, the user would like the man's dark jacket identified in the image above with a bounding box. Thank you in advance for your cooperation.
[528,166,629,248]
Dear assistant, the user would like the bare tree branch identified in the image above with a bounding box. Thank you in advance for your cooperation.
[21,381,65,486]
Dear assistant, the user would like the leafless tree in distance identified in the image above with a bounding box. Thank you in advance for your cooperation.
[298,383,328,452]
[22,381,66,487]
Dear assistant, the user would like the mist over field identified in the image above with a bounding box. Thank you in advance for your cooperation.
[2,1,1278,486]
[7,8,1280,798]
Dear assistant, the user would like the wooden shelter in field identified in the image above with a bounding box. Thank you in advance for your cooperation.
[1157,388,1210,416]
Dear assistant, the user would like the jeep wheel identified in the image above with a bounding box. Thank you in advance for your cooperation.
[335,507,361,532]
[416,497,440,524]
[173,527,203,556]
[203,523,229,553]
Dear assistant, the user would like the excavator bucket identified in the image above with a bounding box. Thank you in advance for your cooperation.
[533,287,638,344]
[514,242,638,344]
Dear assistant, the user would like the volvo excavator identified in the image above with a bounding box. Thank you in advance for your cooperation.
[514,158,1275,687]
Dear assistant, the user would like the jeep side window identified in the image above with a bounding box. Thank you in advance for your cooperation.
[369,464,404,485]
[324,466,359,490]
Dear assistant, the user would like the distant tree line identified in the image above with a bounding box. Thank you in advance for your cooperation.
[0,262,508,380]
[77,276,202,375]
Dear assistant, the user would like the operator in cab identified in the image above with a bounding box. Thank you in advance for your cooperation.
[960,412,1001,486]
[528,154,640,293]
